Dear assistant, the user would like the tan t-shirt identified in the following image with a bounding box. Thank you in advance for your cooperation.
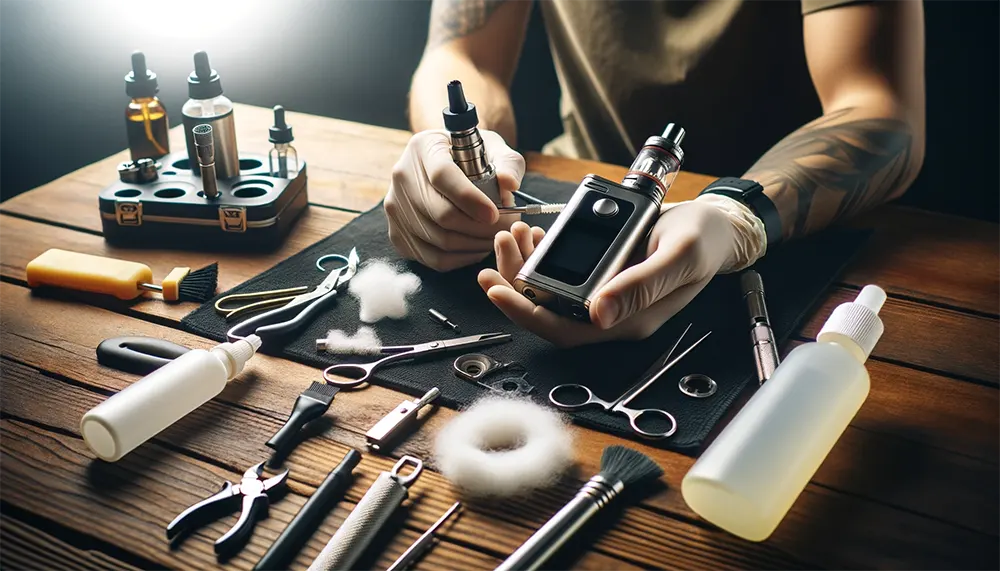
[539,0,862,174]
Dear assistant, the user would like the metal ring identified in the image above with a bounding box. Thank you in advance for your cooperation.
[391,455,424,487]
[453,353,500,381]
[315,253,349,272]
[678,374,717,398]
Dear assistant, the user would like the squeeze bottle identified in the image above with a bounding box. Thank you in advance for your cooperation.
[80,335,262,462]
[182,51,240,179]
[681,285,886,541]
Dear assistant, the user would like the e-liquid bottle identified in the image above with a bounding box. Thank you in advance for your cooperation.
[682,286,886,541]
[124,51,169,162]
[182,51,240,179]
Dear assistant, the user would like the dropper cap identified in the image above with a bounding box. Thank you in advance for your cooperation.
[211,334,262,380]
[442,80,479,132]
[817,285,886,363]
[125,51,158,98]
[188,51,224,100]
[269,106,294,143]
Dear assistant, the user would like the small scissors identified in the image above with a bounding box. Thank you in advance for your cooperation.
[323,332,512,388]
[225,248,359,341]
[548,324,711,439]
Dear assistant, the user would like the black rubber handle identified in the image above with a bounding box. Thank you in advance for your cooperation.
[254,449,361,570]
[97,336,191,375]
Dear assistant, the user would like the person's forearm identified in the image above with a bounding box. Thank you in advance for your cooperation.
[409,46,518,142]
[745,105,924,240]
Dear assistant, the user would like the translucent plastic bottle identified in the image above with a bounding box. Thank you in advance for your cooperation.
[682,286,886,541]
[80,335,261,462]
[182,51,240,179]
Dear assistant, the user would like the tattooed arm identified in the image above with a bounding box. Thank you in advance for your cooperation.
[408,0,532,141]
[745,2,926,239]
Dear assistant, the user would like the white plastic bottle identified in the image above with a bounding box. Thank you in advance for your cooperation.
[80,335,262,462]
[682,285,886,541]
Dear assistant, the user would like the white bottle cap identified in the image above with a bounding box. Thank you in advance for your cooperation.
[211,334,262,379]
[818,285,886,362]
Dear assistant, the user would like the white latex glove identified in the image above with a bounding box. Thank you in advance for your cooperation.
[385,129,525,271]
[477,194,768,347]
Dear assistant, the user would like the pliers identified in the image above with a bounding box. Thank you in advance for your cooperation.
[166,462,289,556]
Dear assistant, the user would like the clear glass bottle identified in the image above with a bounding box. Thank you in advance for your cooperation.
[124,52,169,161]
[182,51,240,178]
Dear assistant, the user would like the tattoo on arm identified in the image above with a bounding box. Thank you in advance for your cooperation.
[428,0,508,48]
[745,107,914,238]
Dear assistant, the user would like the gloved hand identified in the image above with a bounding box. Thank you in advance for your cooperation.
[385,129,525,271]
[477,194,768,347]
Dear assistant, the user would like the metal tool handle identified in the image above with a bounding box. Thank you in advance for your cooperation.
[307,457,422,571]
[548,384,612,410]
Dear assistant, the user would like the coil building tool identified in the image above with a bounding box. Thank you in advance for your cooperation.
[514,124,686,321]
[741,270,780,384]
[166,462,288,557]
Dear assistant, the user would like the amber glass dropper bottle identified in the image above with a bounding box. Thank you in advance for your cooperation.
[125,51,170,161]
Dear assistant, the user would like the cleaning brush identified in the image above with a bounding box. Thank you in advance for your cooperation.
[25,249,219,303]
[496,445,664,571]
[267,382,339,459]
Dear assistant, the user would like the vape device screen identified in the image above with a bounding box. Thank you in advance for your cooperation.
[536,217,622,286]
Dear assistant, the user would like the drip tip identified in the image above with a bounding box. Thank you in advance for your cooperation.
[194,51,212,79]
[660,123,686,147]
[448,80,469,113]
[269,105,294,144]
[125,50,158,98]
[188,50,223,100]
[442,80,479,132]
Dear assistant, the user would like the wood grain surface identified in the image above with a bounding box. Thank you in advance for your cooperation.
[1,104,997,570]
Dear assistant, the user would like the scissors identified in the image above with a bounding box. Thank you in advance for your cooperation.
[548,324,711,439]
[323,332,512,388]
[225,249,359,342]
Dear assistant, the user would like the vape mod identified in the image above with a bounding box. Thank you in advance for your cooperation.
[514,125,686,321]
[443,80,503,206]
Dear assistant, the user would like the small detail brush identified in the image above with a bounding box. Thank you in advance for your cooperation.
[155,263,219,302]
[496,445,664,571]
[267,382,339,455]
[24,249,218,303]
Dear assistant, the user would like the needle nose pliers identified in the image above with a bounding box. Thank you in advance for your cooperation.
[166,462,289,556]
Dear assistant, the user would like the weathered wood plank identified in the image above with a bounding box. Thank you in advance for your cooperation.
[3,282,996,567]
[0,514,142,571]
[801,289,999,385]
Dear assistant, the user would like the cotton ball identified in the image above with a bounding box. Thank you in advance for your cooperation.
[434,396,574,497]
[348,260,421,323]
[319,327,382,354]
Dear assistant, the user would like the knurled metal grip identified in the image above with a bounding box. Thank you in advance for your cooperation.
[308,457,422,571]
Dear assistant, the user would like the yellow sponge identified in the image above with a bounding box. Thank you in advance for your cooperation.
[25,249,153,300]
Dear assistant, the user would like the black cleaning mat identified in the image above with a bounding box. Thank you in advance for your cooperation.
[183,174,869,453]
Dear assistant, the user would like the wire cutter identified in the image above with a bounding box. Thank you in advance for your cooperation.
[166,462,289,556]
[225,248,359,341]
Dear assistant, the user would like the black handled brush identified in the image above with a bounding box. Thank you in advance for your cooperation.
[496,445,664,571]
[267,382,339,463]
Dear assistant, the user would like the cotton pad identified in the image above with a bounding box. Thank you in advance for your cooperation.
[348,260,421,323]
[316,327,382,355]
[434,396,575,497]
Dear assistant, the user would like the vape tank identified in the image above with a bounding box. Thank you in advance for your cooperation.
[514,125,686,321]
[443,80,503,206]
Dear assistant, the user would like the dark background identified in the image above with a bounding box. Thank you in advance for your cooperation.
[1,0,996,221]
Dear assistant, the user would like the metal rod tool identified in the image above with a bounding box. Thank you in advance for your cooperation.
[385,501,462,571]
[193,123,219,199]
[307,456,423,571]
[741,270,780,384]
[366,388,440,452]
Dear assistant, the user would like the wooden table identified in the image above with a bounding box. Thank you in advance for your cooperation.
[1,104,997,570]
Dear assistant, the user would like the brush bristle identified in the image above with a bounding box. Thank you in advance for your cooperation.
[178,263,219,302]
[599,445,663,487]
[303,381,338,403]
